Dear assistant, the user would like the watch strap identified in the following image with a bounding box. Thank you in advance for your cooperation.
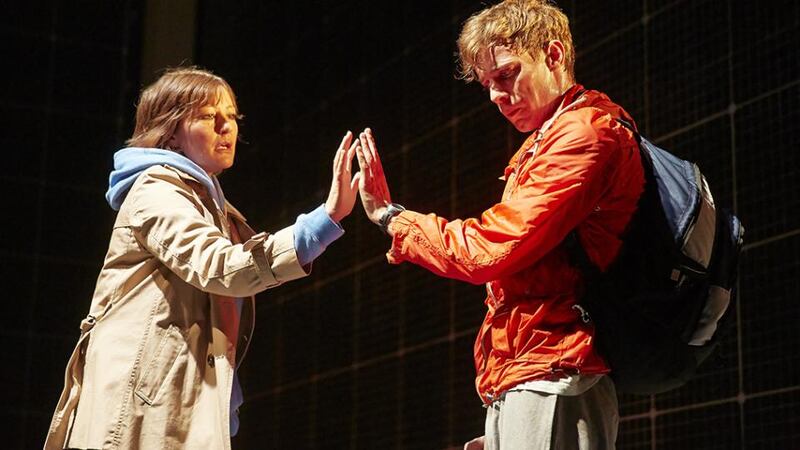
[379,203,406,234]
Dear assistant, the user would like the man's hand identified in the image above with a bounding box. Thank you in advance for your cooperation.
[355,128,393,225]
[324,131,361,223]
[463,435,485,450]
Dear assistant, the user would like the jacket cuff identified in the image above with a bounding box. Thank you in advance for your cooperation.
[386,210,414,264]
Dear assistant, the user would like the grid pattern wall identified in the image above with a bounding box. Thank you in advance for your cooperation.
[4,0,795,448]
[191,0,800,448]
[0,2,142,448]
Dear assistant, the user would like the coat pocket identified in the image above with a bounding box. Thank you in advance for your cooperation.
[134,323,187,405]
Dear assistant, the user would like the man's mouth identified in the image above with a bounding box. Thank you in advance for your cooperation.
[501,105,521,117]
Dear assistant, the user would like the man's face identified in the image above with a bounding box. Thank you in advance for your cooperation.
[475,45,564,133]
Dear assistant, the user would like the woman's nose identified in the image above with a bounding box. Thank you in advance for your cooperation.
[217,117,233,134]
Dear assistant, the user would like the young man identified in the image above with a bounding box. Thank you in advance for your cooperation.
[356,0,644,448]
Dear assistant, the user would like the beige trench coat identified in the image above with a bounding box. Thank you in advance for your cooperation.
[44,165,308,449]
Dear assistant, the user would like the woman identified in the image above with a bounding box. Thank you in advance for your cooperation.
[45,67,360,449]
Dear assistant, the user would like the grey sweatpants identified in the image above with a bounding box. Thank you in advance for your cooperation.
[484,376,619,450]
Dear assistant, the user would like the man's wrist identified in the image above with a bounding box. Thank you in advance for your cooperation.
[378,203,405,234]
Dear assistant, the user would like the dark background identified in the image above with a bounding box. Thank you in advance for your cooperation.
[2,0,799,448]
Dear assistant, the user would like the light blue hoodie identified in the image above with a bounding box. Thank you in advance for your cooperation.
[106,147,226,212]
[104,147,343,436]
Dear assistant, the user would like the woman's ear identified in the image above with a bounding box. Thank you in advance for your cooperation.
[165,134,180,151]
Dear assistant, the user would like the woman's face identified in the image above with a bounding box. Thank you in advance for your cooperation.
[170,88,238,175]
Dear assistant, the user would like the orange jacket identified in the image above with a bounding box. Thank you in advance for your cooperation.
[386,85,645,404]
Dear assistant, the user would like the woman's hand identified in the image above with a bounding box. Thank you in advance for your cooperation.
[325,131,361,223]
[355,128,392,224]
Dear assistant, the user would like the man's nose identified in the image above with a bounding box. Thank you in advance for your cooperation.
[489,86,509,105]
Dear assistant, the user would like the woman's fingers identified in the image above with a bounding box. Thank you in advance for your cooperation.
[338,131,353,152]
[335,131,353,174]
[334,144,344,175]
[350,172,361,191]
[344,139,358,176]
[332,131,359,184]
[324,131,368,222]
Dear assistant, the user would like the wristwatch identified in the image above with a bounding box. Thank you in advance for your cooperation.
[378,203,406,235]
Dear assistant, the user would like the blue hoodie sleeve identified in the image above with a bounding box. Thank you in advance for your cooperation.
[293,204,344,266]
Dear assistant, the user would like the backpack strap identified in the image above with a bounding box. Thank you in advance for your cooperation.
[563,230,601,324]
[615,117,643,144]
[564,116,640,269]
[564,115,646,304]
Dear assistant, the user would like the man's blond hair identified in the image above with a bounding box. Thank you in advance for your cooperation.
[457,0,575,82]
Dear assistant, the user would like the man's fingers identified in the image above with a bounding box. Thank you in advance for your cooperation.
[365,128,380,163]
[358,129,393,201]
[359,132,375,169]
[364,128,386,179]
[355,144,372,184]
[355,143,367,169]
[365,128,379,158]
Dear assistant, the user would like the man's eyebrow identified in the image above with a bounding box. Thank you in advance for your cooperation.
[495,60,517,70]
[479,61,515,80]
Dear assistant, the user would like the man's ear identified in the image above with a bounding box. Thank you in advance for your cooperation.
[544,40,566,71]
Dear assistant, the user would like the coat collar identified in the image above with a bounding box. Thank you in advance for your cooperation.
[162,165,247,222]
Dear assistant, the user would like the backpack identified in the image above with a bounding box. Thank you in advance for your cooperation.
[566,118,745,395]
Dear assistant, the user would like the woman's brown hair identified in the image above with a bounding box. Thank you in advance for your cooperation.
[127,67,239,148]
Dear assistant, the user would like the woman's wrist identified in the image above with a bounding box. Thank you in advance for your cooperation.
[324,204,341,223]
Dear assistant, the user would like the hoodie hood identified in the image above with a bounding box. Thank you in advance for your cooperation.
[106,147,226,211]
